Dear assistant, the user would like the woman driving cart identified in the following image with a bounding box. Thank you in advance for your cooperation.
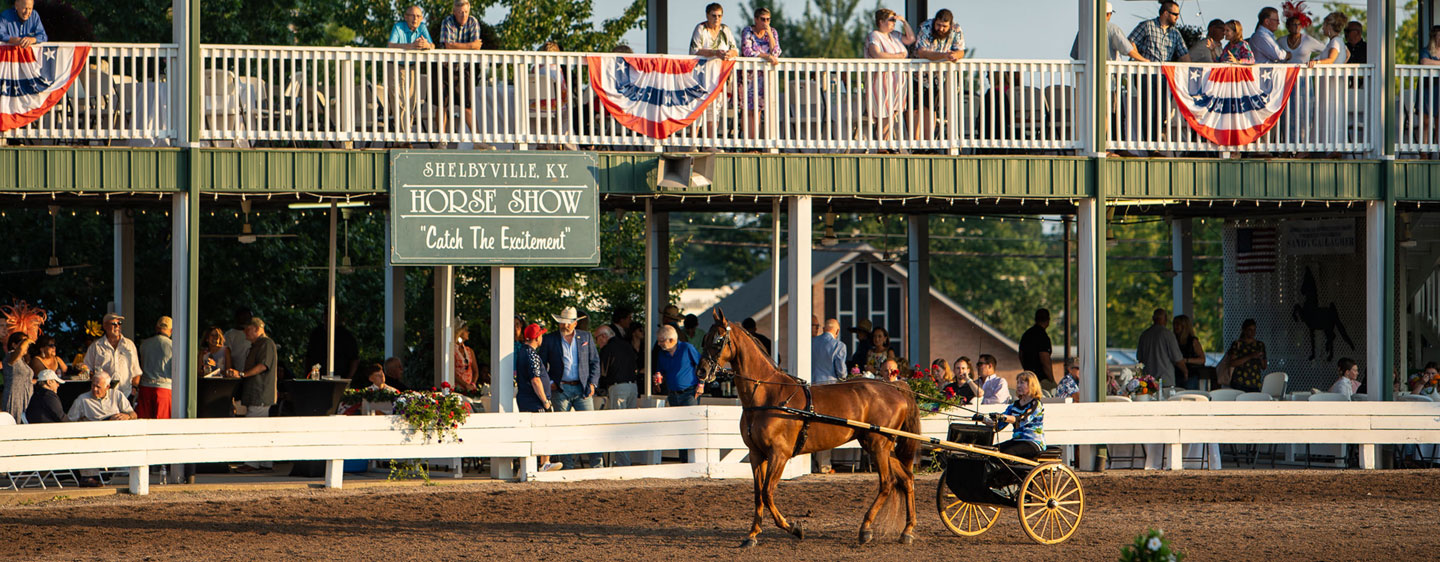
[974,370,1045,460]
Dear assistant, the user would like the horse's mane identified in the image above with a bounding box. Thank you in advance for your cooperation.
[726,320,807,386]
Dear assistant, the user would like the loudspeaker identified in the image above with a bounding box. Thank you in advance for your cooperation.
[655,154,715,189]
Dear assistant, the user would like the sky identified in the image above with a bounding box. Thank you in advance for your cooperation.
[476,0,1382,59]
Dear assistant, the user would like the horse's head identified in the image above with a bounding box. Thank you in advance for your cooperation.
[697,307,739,384]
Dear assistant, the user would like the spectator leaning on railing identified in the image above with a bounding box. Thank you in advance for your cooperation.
[1068,2,1148,62]
[1224,20,1255,64]
[1128,0,1190,63]
[388,5,434,139]
[438,0,482,141]
[1188,19,1228,63]
[1249,7,1289,64]
[911,9,964,141]
[0,0,46,47]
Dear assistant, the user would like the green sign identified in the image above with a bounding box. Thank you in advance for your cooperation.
[389,151,600,266]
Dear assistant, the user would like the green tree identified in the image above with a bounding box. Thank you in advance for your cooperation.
[297,0,644,51]
[66,0,300,44]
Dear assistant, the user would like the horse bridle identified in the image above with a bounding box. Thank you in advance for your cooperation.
[697,323,736,383]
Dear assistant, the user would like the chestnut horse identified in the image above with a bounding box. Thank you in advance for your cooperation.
[697,308,920,547]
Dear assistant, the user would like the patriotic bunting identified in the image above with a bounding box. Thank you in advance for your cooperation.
[587,55,735,139]
[1161,64,1300,146]
[0,44,90,132]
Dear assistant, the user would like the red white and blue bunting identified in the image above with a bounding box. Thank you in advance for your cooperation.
[1161,64,1301,146]
[0,44,90,132]
[587,55,735,139]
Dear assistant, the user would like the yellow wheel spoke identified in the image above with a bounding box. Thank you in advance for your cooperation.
[1056,483,1079,501]
[1055,500,1082,506]
[1056,505,1081,519]
[1024,506,1046,522]
[1025,489,1046,502]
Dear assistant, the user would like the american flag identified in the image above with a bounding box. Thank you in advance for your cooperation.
[1236,228,1277,273]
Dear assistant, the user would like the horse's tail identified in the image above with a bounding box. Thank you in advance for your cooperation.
[893,393,922,477]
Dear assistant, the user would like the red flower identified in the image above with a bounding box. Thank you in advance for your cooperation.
[441,381,452,389]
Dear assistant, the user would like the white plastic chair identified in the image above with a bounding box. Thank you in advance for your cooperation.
[1008,86,1049,140]
[1104,395,1133,402]
[1167,394,1209,402]
[1042,84,1073,143]
[202,69,243,136]
[1236,392,1273,401]
[66,66,119,132]
[1350,393,1369,401]
[1208,388,1244,401]
[1039,396,1072,404]
[1399,394,1435,402]
[1171,390,1209,398]
[1260,372,1289,400]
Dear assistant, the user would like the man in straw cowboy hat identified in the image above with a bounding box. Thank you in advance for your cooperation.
[540,306,603,469]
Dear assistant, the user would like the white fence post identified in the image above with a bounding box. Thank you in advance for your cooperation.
[324,459,344,489]
[129,465,149,495]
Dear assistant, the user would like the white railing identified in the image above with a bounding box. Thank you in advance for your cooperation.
[197,46,1081,151]
[4,402,1437,494]
[1398,65,1440,154]
[1107,62,1373,154]
[3,42,179,143]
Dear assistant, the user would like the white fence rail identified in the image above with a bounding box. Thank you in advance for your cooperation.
[194,46,1082,151]
[3,43,179,143]
[1107,62,1373,154]
[1398,65,1440,155]
[4,402,1439,495]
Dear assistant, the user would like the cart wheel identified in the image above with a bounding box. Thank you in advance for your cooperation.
[936,479,1000,537]
[1016,462,1084,545]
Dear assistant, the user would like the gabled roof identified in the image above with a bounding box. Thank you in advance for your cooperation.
[700,244,1019,352]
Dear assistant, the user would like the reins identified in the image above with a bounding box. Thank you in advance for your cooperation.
[708,322,985,418]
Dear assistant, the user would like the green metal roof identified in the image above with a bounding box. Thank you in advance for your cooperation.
[0,147,1430,203]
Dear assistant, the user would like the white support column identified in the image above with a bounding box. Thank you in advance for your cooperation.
[1171,218,1194,319]
[1076,199,1104,472]
[645,203,669,396]
[489,266,515,481]
[787,197,813,474]
[1166,443,1183,471]
[325,203,338,377]
[1366,202,1387,402]
[787,196,813,382]
[113,210,135,341]
[384,217,406,359]
[1077,200,1102,403]
[1365,0,1387,159]
[907,214,930,365]
[490,267,515,413]
[171,0,189,145]
[434,266,455,388]
[170,194,191,419]
[770,200,782,362]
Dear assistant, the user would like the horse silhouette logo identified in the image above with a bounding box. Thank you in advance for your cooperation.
[1292,267,1354,361]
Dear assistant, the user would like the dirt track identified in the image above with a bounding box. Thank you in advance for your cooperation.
[2,469,1438,561]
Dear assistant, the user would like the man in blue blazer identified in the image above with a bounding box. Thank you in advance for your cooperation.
[540,306,603,468]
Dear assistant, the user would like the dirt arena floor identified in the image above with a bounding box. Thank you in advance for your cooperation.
[2,469,1438,561]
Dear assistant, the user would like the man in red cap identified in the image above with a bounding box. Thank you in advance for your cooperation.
[516,322,560,472]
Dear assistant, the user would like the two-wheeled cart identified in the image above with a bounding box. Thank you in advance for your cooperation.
[767,406,1085,545]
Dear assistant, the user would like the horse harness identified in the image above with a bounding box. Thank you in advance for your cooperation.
[742,382,816,457]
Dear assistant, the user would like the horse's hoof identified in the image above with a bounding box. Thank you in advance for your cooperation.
[790,521,805,540]
[739,538,758,548]
[858,530,874,545]
[899,533,915,545]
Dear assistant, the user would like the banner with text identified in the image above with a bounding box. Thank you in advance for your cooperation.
[389,152,600,266]
[1280,218,1356,256]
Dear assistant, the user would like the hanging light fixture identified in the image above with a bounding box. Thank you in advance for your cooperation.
[1105,207,1118,248]
[1400,214,1418,249]
[821,211,838,246]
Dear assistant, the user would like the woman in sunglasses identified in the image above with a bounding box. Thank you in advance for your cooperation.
[27,334,68,379]
[864,9,915,147]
